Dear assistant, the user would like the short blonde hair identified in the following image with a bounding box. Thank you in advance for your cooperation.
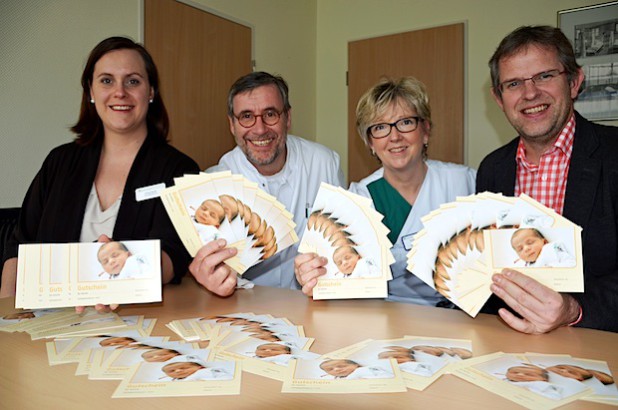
[355,77,432,147]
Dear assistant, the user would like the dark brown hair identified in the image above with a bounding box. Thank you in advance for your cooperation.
[227,71,291,117]
[71,36,169,145]
[489,26,581,97]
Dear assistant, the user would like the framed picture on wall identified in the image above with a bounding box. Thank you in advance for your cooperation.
[559,1,618,121]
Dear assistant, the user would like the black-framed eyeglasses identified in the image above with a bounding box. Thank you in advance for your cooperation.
[498,69,566,93]
[367,117,422,139]
[234,109,283,128]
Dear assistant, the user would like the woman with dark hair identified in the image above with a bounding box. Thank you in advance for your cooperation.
[0,37,199,302]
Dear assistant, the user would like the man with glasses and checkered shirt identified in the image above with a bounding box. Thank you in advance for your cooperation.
[188,72,344,296]
[477,26,618,334]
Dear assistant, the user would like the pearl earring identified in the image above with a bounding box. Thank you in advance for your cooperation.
[149,99,153,103]
[90,98,94,104]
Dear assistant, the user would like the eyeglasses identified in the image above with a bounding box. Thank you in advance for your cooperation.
[234,109,283,128]
[498,69,566,94]
[367,117,422,139]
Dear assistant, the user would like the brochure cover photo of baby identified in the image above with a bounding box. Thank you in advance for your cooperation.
[298,183,395,300]
[16,240,161,309]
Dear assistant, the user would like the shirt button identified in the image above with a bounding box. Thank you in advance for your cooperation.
[541,175,547,181]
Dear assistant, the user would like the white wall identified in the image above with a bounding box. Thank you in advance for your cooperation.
[0,0,140,207]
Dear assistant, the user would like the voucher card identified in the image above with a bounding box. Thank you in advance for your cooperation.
[452,352,593,409]
[407,194,583,317]
[299,183,394,300]
[216,338,319,381]
[16,240,161,309]
[281,358,406,394]
[113,352,240,398]
[325,336,473,391]
[161,172,297,274]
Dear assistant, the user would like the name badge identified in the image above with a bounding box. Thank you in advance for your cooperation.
[401,232,417,251]
[135,183,166,202]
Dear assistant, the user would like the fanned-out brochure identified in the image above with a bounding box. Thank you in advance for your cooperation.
[161,172,297,274]
[298,183,394,299]
[407,193,583,317]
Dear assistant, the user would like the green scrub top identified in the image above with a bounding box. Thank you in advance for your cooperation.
[367,177,411,244]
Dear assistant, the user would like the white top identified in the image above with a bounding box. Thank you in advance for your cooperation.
[170,367,233,381]
[521,242,576,268]
[110,255,149,279]
[398,361,433,377]
[344,365,394,380]
[349,160,476,305]
[80,184,121,242]
[208,135,345,288]
[332,258,380,279]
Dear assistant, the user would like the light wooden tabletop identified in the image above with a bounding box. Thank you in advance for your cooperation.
[1,278,616,409]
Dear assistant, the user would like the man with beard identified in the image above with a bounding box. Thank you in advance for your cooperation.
[189,72,344,295]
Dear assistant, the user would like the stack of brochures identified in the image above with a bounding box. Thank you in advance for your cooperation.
[298,183,395,300]
[407,193,583,317]
[160,171,298,274]
[16,240,162,309]
[169,312,321,382]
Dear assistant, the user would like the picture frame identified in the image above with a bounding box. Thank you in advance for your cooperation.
[559,1,618,120]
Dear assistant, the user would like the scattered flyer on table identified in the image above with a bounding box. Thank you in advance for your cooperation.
[298,183,394,300]
[450,352,613,409]
[15,240,161,309]
[216,337,319,381]
[326,336,473,391]
[160,171,298,274]
[113,352,241,397]
[281,357,406,394]
[407,193,583,317]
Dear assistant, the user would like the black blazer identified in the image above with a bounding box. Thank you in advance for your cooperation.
[4,136,200,283]
[477,112,618,332]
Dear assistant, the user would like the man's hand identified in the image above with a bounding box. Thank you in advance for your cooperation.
[294,253,327,297]
[490,268,581,334]
[189,239,238,297]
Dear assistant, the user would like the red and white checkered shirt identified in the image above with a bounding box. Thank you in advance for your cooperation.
[514,115,575,215]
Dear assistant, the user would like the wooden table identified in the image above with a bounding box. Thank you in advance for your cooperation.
[1,279,616,409]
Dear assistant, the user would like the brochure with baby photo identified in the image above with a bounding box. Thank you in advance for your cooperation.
[325,336,473,391]
[0,308,67,333]
[89,341,208,380]
[215,337,319,381]
[281,357,407,394]
[406,193,584,317]
[451,352,595,409]
[15,240,162,309]
[160,172,298,274]
[113,352,241,398]
[298,183,395,300]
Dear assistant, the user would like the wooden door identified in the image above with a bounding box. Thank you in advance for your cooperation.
[145,0,252,169]
[348,23,464,183]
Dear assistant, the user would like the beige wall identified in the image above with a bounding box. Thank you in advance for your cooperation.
[2,0,614,206]
[315,0,616,181]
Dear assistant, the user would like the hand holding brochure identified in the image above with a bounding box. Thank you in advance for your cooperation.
[16,240,162,309]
